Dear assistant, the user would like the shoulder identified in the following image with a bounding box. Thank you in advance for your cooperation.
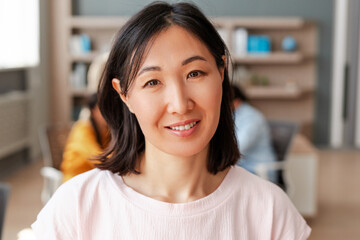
[230,166,284,197]
[228,166,311,239]
[66,120,96,142]
[230,166,296,209]
[71,120,93,133]
[32,169,118,239]
[37,169,113,216]
[235,103,266,123]
[58,168,111,194]
[37,169,108,207]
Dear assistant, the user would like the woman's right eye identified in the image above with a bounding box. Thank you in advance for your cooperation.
[144,80,161,88]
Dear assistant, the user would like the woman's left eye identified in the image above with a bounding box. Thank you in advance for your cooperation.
[187,71,204,78]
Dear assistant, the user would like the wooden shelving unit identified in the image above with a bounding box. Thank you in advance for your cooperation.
[70,52,100,63]
[244,86,303,99]
[233,51,305,64]
[212,17,305,29]
[50,1,317,138]
[218,17,317,138]
[244,85,315,100]
[69,16,128,29]
[71,89,92,98]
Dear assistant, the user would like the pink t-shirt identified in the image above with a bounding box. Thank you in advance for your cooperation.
[32,166,311,239]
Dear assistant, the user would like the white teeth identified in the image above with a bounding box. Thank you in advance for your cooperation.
[170,121,197,131]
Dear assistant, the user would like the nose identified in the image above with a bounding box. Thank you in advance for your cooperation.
[166,82,194,115]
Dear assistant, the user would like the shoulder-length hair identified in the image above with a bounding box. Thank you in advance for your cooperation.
[96,1,240,175]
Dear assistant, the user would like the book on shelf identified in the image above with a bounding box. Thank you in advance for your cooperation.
[70,63,87,90]
[69,34,91,55]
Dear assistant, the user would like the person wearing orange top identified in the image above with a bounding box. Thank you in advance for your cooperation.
[61,93,110,182]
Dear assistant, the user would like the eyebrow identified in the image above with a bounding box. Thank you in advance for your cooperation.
[137,55,207,77]
[181,55,207,66]
[137,66,161,77]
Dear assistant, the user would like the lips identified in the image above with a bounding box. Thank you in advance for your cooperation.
[165,119,200,137]
[169,121,198,131]
[166,120,200,130]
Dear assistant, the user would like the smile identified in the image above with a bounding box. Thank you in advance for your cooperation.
[168,121,199,131]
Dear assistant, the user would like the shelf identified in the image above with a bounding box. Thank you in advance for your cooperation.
[233,52,305,64]
[71,89,92,98]
[70,52,100,63]
[69,16,305,30]
[212,17,305,29]
[244,85,304,99]
[69,16,129,29]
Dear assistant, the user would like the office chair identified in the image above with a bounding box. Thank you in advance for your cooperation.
[38,123,72,204]
[255,120,298,195]
[0,182,10,239]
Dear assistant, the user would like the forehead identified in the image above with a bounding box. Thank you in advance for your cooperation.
[139,26,214,67]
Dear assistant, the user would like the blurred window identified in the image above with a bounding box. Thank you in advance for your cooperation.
[0,0,39,69]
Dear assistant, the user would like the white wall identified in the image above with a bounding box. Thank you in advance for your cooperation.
[330,0,348,147]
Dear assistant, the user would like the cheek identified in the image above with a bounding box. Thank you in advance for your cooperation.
[127,94,163,130]
[197,78,223,115]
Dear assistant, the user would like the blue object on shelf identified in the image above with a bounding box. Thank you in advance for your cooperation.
[282,36,297,52]
[248,35,271,54]
[80,34,91,53]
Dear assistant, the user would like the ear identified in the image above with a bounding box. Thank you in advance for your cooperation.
[219,55,226,82]
[112,78,134,113]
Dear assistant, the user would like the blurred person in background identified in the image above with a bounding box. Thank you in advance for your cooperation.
[60,93,110,182]
[232,85,278,183]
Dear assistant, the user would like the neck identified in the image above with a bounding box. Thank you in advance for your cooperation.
[123,141,228,203]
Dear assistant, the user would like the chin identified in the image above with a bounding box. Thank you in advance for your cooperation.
[161,142,209,158]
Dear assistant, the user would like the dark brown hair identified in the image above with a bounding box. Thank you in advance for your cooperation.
[96,1,240,175]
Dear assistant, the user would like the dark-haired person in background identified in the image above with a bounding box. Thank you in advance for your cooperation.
[60,93,110,182]
[32,2,310,239]
[232,85,278,183]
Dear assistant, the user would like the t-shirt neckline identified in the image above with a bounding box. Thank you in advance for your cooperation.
[107,166,236,216]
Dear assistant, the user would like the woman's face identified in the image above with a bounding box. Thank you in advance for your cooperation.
[114,26,224,157]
